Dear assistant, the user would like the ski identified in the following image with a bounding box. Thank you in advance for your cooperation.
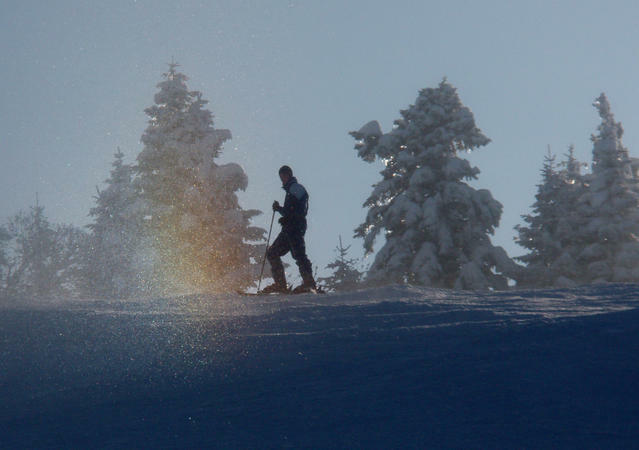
[236,287,325,296]
[236,290,287,297]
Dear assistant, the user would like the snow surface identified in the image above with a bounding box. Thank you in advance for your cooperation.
[2,284,639,447]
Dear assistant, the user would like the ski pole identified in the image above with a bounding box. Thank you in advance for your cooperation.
[257,209,276,292]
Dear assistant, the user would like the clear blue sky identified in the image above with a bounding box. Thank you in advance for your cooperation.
[2,0,639,281]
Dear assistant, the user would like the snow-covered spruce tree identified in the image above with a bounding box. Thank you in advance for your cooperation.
[515,147,586,287]
[136,63,264,293]
[351,80,518,290]
[85,148,145,298]
[318,236,363,292]
[575,94,639,283]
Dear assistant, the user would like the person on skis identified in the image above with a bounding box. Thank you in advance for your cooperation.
[261,165,317,294]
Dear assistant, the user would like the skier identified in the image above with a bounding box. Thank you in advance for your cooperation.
[261,165,317,294]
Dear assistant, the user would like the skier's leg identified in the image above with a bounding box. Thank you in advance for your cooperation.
[289,232,315,288]
[267,232,291,288]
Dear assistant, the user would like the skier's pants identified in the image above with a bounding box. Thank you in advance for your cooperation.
[267,230,313,286]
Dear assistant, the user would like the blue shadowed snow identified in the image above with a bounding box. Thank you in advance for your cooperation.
[2,284,639,448]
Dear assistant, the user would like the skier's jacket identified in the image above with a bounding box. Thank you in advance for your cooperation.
[278,177,309,234]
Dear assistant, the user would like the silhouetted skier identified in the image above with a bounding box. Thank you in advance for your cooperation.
[261,165,317,294]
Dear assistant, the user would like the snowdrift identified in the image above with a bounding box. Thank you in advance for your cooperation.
[2,284,639,448]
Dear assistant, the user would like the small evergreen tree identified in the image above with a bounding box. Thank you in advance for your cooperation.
[0,226,11,300]
[7,203,59,297]
[85,148,145,298]
[550,146,588,285]
[351,80,518,289]
[515,150,563,286]
[3,202,86,299]
[575,94,639,282]
[318,236,363,292]
[136,63,264,293]
[55,224,89,296]
[515,146,586,287]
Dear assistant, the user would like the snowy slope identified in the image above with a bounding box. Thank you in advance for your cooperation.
[2,284,639,448]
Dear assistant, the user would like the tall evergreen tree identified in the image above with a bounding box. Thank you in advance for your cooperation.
[86,148,144,298]
[351,80,518,290]
[575,94,639,282]
[318,236,363,292]
[136,63,264,293]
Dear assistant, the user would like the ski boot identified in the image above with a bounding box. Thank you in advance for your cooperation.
[292,280,318,294]
[259,282,290,295]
